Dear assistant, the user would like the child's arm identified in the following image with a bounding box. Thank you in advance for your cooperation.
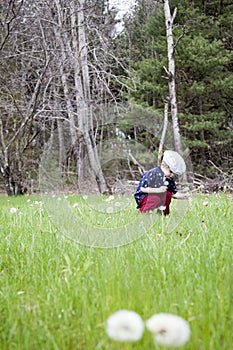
[172,191,191,199]
[140,186,167,194]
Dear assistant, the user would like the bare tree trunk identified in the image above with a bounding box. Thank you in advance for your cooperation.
[0,51,49,195]
[0,115,14,195]
[73,0,108,193]
[164,0,183,153]
[52,2,77,145]
[57,118,65,169]
[158,100,168,165]
[0,0,116,195]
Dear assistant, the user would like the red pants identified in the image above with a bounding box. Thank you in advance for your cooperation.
[139,191,172,215]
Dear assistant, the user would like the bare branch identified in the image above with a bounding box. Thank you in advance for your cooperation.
[0,0,24,51]
[6,57,50,150]
[128,150,145,175]
[171,7,177,24]
[158,101,168,165]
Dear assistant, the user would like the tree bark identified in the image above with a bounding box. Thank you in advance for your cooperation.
[164,0,183,153]
[158,100,168,165]
[73,0,108,193]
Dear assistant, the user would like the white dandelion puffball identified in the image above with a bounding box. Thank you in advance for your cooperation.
[106,310,144,342]
[9,207,18,214]
[146,313,191,347]
[106,206,114,214]
[105,195,114,202]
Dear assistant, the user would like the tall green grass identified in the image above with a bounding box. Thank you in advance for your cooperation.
[0,193,232,349]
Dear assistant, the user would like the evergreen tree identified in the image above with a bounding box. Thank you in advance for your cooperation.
[116,0,233,176]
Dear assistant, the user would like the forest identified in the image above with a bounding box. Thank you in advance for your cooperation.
[0,0,232,196]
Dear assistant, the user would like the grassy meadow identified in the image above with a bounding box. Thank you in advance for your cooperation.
[0,192,232,350]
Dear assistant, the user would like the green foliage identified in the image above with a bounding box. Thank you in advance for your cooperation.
[115,0,233,175]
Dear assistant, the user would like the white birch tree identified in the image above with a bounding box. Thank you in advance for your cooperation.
[163,0,183,153]
[73,0,108,193]
[49,0,109,193]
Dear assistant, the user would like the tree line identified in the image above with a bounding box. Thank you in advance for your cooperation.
[0,0,232,195]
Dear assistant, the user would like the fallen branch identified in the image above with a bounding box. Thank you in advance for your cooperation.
[128,151,145,175]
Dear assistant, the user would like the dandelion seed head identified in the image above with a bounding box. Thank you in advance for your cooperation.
[146,313,191,347]
[106,206,114,214]
[156,234,164,241]
[9,207,18,214]
[17,291,24,295]
[106,310,144,342]
[105,195,114,202]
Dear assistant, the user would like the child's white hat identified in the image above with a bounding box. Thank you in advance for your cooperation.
[163,150,186,175]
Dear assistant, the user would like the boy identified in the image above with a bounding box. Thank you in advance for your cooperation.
[134,150,189,215]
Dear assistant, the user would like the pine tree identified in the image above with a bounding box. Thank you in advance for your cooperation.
[115,0,233,176]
